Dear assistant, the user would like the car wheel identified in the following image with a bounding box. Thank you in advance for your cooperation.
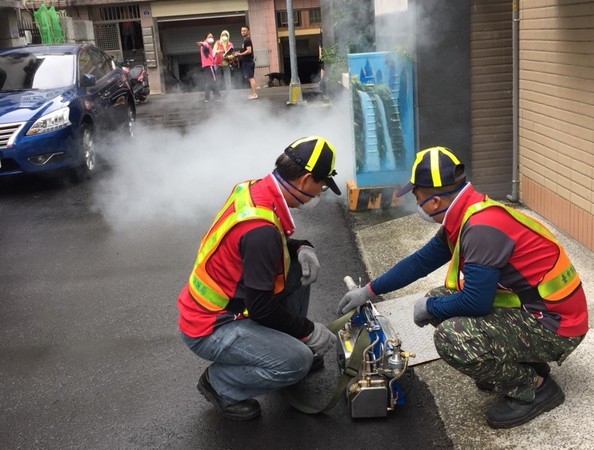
[72,122,95,181]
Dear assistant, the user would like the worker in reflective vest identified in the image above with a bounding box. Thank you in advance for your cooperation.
[178,136,341,421]
[337,146,588,429]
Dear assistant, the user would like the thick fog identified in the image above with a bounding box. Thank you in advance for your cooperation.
[92,94,354,231]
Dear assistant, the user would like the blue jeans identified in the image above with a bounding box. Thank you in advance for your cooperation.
[181,257,313,402]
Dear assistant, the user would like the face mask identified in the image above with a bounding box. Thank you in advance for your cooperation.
[207,38,214,44]
[221,36,229,41]
[417,203,436,223]
[417,182,467,221]
[298,195,321,210]
[272,170,322,206]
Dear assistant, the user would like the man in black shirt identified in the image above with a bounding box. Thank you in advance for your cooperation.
[235,25,258,99]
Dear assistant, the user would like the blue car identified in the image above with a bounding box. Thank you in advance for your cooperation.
[0,44,135,178]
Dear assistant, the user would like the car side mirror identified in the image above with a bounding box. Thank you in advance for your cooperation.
[80,73,96,87]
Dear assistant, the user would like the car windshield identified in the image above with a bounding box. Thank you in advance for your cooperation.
[0,53,76,92]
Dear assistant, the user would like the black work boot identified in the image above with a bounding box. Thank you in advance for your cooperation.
[475,362,551,392]
[197,368,261,421]
[486,375,565,429]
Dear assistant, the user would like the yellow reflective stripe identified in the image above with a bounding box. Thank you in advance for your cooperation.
[289,136,326,173]
[538,263,578,297]
[189,274,228,310]
[303,138,323,172]
[197,212,238,262]
[197,182,254,262]
[410,151,426,184]
[429,149,442,187]
[200,182,251,252]
[493,292,521,308]
[437,147,461,165]
[198,206,278,262]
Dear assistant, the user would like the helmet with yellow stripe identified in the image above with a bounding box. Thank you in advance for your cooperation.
[396,146,466,197]
[283,136,341,195]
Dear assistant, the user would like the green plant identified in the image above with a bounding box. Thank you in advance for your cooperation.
[320,44,347,85]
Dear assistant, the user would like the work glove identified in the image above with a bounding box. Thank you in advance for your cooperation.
[413,296,435,327]
[297,245,320,287]
[303,322,337,356]
[337,283,376,315]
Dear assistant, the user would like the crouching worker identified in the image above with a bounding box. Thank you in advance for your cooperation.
[337,146,588,429]
[178,136,341,421]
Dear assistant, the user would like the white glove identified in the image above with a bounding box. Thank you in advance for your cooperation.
[303,322,336,356]
[337,283,376,315]
[413,296,434,327]
[297,246,320,286]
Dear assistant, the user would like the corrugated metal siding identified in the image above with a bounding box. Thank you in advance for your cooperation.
[469,0,513,199]
[518,0,594,251]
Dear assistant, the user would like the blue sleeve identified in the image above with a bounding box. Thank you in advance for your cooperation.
[426,263,499,319]
[370,234,451,295]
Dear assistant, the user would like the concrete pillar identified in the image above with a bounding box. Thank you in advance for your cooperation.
[0,7,27,48]
[72,20,95,45]
[59,16,75,43]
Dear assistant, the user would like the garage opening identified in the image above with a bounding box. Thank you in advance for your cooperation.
[278,34,322,85]
[158,14,248,93]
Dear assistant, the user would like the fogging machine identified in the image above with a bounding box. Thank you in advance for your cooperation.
[283,276,415,418]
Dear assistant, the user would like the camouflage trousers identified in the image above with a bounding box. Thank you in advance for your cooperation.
[433,307,584,402]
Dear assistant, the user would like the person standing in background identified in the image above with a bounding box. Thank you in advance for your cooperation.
[197,33,220,103]
[235,25,257,99]
[213,30,234,95]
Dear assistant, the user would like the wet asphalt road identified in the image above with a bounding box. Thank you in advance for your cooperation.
[0,94,452,449]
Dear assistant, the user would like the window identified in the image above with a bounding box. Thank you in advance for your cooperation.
[276,10,301,28]
[0,53,75,91]
[79,49,110,81]
[309,8,321,25]
[89,49,111,79]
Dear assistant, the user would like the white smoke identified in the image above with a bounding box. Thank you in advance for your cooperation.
[92,93,354,231]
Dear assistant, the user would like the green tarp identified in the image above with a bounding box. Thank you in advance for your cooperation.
[34,4,65,44]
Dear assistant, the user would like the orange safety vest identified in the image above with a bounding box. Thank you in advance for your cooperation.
[188,181,290,312]
[445,197,581,308]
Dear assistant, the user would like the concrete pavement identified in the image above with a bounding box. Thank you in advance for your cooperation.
[135,83,328,131]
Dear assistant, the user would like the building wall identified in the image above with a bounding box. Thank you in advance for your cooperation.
[518,0,594,251]
[150,0,246,16]
[469,0,513,200]
[414,0,472,167]
[248,0,279,77]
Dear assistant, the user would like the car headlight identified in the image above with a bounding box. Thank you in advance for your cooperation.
[27,106,71,135]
